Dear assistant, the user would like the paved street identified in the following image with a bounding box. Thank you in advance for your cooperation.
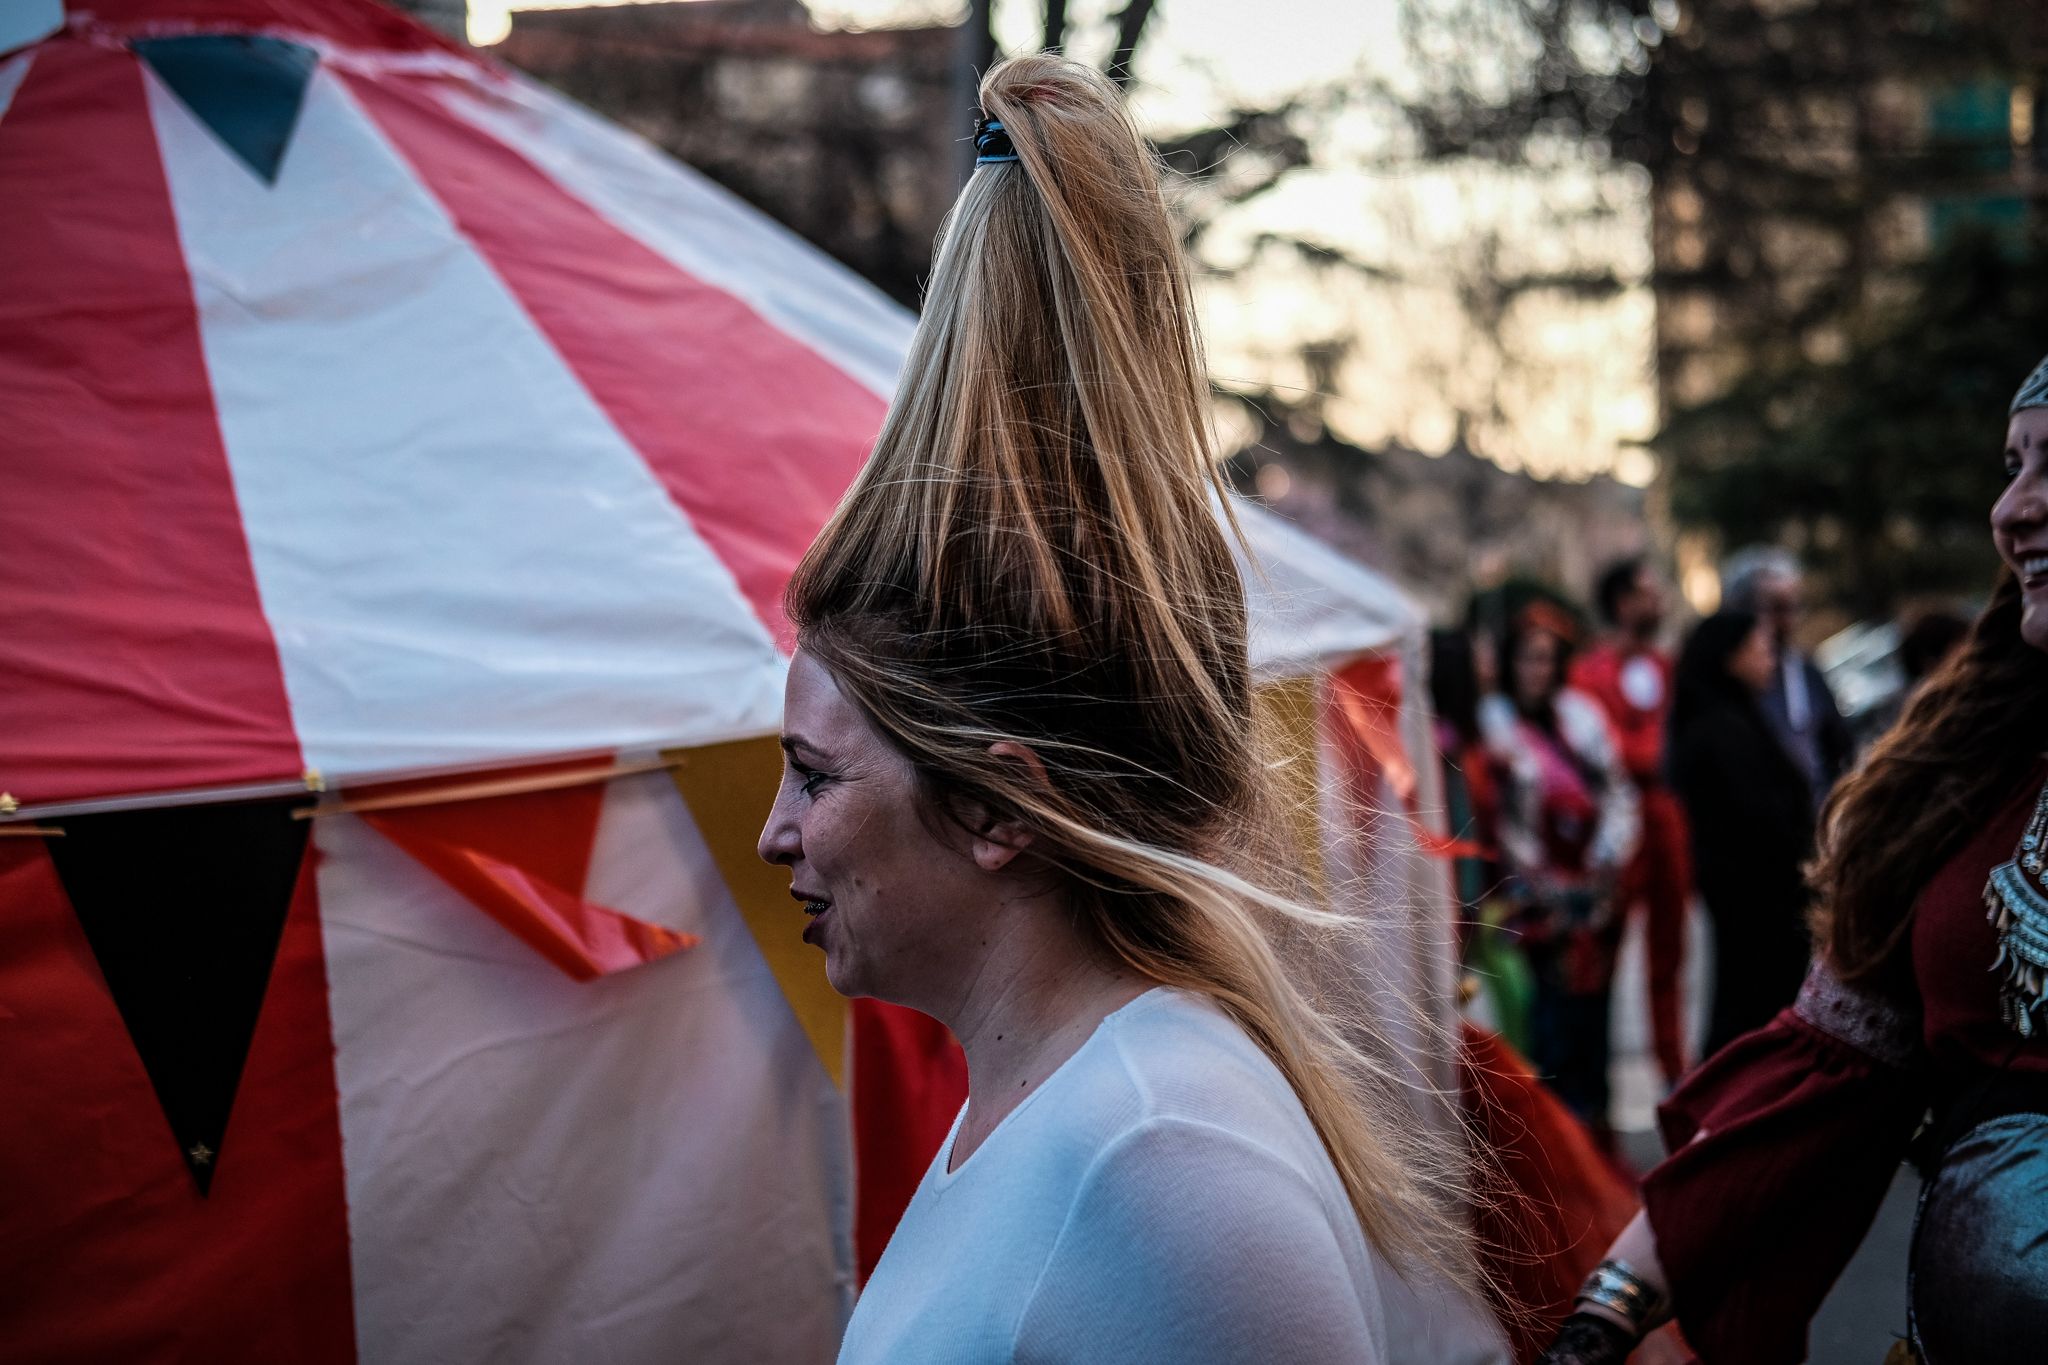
[1610,909,1916,1363]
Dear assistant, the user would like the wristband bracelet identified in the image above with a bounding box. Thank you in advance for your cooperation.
[1574,1258,1665,1334]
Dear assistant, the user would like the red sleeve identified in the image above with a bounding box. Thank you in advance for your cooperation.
[1640,965,1926,1365]
[1614,714,1664,786]
[1568,651,1663,782]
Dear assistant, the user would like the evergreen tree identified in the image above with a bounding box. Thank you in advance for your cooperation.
[1665,229,2048,617]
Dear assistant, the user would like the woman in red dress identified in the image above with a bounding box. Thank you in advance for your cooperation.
[1540,360,2048,1363]
[1480,609,1640,1136]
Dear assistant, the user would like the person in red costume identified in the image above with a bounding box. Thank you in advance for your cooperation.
[1539,357,2048,1364]
[1572,558,1693,1084]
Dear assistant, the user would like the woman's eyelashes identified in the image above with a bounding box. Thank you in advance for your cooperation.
[795,763,834,797]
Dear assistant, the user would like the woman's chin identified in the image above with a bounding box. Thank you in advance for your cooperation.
[820,948,864,1000]
[2023,599,2048,656]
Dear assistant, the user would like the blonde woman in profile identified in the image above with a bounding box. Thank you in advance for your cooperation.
[756,54,1509,1364]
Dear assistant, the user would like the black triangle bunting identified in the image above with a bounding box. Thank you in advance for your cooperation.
[45,800,311,1195]
[134,34,318,185]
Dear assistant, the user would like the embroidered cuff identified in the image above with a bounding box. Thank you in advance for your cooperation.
[1793,957,1921,1069]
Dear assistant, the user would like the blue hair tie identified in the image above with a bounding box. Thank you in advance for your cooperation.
[974,115,1019,165]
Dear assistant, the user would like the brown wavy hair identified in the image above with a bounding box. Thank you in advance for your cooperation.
[788,53,1490,1302]
[1811,570,2048,985]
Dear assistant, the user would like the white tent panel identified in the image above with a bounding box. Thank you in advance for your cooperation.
[149,64,787,784]
[315,770,850,1363]
[1236,499,1422,680]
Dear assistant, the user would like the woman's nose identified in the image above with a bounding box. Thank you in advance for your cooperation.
[757,787,800,867]
[1994,476,2047,541]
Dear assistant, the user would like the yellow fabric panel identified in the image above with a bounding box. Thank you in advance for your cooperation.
[665,737,846,1088]
[1253,675,1326,898]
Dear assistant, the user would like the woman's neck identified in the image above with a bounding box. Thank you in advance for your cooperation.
[1515,692,1557,730]
[936,902,1152,1169]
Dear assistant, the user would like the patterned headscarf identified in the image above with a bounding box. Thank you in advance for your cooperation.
[2013,354,2048,415]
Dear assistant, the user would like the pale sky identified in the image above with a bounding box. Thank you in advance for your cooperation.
[475,0,1657,484]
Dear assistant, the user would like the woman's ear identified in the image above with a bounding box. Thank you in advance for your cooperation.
[967,740,1046,873]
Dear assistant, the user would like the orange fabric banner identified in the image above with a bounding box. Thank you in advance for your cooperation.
[1329,654,1418,805]
[1413,827,1492,861]
[1327,654,1491,862]
[363,770,694,981]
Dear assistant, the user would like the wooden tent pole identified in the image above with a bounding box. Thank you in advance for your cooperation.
[293,756,682,820]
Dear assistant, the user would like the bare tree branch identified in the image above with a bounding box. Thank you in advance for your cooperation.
[1043,0,1068,52]
[1106,0,1158,88]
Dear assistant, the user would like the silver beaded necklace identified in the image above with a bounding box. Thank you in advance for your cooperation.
[1984,777,2048,1037]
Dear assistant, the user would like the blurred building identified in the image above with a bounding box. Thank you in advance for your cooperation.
[496,0,959,307]
[1649,0,2048,414]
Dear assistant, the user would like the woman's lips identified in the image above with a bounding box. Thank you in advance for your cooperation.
[799,899,831,946]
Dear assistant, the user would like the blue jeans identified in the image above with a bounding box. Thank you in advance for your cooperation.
[1910,1111,2048,1362]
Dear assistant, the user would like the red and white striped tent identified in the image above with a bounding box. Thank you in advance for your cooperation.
[0,2,1456,1360]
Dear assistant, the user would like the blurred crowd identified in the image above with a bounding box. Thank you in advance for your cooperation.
[1430,551,1969,1148]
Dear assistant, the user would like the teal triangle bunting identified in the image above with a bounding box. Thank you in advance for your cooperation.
[135,34,317,185]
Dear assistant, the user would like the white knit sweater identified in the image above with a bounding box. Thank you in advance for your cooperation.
[838,989,1508,1364]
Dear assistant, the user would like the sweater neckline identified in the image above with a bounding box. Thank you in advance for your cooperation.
[931,986,1173,1188]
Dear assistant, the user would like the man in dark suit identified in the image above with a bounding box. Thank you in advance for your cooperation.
[1719,546,1856,809]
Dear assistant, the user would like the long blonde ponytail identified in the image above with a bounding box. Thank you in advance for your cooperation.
[790,53,1485,1298]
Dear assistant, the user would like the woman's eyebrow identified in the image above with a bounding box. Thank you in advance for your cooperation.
[781,734,827,763]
